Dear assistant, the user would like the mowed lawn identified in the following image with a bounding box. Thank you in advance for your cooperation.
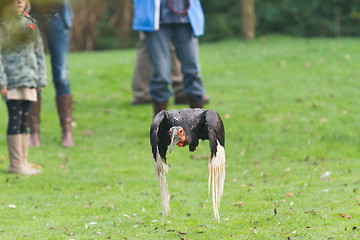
[1,35,360,239]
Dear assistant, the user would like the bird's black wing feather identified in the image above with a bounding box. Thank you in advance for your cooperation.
[203,110,225,158]
[150,110,172,161]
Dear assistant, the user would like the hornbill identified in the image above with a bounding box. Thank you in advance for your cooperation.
[150,108,225,222]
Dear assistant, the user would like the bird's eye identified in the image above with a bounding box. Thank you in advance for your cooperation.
[179,129,183,135]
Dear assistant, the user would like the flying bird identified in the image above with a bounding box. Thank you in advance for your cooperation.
[150,108,225,222]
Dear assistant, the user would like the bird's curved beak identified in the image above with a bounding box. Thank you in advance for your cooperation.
[169,133,180,153]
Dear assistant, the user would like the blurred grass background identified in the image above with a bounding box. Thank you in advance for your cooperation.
[0,36,360,239]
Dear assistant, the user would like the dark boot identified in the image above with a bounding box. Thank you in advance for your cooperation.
[56,95,74,147]
[189,96,204,109]
[29,96,41,147]
[152,99,168,116]
[175,94,210,105]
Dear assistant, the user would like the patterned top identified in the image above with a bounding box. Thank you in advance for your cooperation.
[160,0,190,24]
[0,12,47,90]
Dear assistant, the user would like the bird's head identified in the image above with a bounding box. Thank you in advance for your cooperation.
[169,126,186,152]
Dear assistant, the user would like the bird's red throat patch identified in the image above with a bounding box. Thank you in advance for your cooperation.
[177,129,186,147]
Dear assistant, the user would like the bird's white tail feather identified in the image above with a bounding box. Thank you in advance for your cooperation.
[208,141,225,222]
[154,152,170,219]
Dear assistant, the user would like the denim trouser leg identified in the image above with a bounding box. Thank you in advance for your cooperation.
[46,15,71,96]
[171,25,204,101]
[145,24,205,103]
[145,29,173,103]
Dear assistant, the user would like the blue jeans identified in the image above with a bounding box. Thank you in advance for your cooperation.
[43,14,71,96]
[145,24,205,103]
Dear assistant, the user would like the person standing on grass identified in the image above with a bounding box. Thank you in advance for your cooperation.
[29,0,74,147]
[131,32,210,106]
[132,0,206,115]
[0,0,46,175]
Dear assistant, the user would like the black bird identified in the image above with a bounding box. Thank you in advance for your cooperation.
[150,108,225,222]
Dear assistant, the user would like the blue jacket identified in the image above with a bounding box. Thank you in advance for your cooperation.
[132,0,205,37]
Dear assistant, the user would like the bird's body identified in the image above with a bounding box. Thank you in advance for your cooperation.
[150,108,225,222]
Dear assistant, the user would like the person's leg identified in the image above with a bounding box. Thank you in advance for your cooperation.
[170,42,187,104]
[47,14,71,96]
[47,14,74,147]
[171,24,205,107]
[56,95,74,147]
[20,101,41,174]
[28,94,41,147]
[132,34,153,105]
[6,100,36,175]
[145,26,173,114]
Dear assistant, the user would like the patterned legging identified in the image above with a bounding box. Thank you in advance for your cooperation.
[6,100,32,135]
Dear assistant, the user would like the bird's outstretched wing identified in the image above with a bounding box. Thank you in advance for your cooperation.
[150,110,172,217]
[204,110,226,222]
[150,110,172,161]
[204,110,225,157]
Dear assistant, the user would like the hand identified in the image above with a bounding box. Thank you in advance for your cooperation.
[0,86,7,97]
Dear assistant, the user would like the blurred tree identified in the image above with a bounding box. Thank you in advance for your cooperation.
[241,0,255,40]
[70,0,106,51]
[70,0,134,51]
[23,0,360,51]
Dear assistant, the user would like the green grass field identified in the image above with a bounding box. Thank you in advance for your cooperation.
[1,35,360,239]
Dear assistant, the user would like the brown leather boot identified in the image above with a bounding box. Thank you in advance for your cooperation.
[29,96,41,147]
[189,96,203,108]
[152,99,168,116]
[56,95,74,147]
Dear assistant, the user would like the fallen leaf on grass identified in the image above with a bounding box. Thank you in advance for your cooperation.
[306,225,312,229]
[234,202,243,208]
[253,229,258,234]
[303,62,312,68]
[178,231,187,235]
[320,117,328,123]
[321,215,328,219]
[83,130,93,136]
[190,155,208,160]
[59,163,68,172]
[321,171,331,178]
[8,204,16,208]
[353,226,359,230]
[339,213,351,219]
[31,164,43,169]
[285,193,295,197]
